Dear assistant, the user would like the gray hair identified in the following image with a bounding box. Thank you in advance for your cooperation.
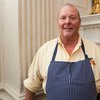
[57,3,81,21]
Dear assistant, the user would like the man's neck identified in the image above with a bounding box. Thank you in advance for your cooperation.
[60,34,79,47]
[60,34,79,55]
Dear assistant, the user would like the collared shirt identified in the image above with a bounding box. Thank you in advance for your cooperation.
[24,36,100,94]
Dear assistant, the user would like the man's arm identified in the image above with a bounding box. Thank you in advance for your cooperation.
[25,88,35,100]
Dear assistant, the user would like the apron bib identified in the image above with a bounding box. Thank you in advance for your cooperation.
[46,40,97,100]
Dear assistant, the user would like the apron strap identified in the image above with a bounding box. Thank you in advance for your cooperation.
[51,42,58,61]
[81,39,89,60]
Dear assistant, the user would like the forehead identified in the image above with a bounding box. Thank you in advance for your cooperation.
[58,5,79,17]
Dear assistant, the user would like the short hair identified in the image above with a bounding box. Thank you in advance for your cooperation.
[57,3,81,21]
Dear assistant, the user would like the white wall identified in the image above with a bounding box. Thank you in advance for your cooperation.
[0,0,23,99]
[80,14,100,44]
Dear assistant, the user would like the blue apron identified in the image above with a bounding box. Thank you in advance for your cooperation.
[46,40,97,100]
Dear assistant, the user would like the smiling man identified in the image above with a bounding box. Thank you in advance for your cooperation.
[57,4,81,55]
[24,3,100,100]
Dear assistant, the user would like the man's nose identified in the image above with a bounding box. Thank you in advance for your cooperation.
[65,17,70,24]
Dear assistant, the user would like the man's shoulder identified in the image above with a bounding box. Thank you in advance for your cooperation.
[82,37,100,51]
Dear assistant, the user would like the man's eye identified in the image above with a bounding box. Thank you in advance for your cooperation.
[60,17,66,20]
[70,17,77,20]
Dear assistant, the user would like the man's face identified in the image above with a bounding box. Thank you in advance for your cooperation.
[57,5,81,39]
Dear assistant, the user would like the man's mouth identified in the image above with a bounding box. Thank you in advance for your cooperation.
[64,27,73,31]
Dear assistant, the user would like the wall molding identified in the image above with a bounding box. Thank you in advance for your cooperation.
[0,83,24,100]
[81,14,100,26]
[0,83,46,100]
[80,14,100,44]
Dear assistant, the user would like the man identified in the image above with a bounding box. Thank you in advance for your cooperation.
[24,3,100,100]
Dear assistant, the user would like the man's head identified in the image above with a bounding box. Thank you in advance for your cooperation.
[57,3,81,39]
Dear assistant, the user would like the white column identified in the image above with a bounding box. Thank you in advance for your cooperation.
[0,0,23,99]
[19,0,56,99]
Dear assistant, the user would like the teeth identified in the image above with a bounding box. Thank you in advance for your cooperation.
[64,28,72,30]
